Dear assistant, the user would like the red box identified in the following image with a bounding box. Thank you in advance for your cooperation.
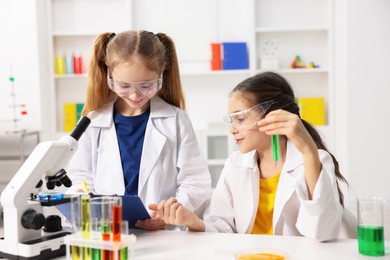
[211,43,222,70]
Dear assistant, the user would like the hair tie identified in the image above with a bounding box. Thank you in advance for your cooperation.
[105,33,116,46]
[155,33,162,41]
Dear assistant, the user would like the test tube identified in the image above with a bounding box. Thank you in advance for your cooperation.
[70,195,82,260]
[271,135,280,161]
[120,221,129,260]
[81,195,92,260]
[90,219,101,260]
[90,197,110,260]
[111,197,122,242]
[100,197,112,260]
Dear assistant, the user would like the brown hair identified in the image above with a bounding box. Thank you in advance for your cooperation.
[82,30,185,115]
[231,71,348,206]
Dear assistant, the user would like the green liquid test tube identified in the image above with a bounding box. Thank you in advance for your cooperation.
[271,135,280,161]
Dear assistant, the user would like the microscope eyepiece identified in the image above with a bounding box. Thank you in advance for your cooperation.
[70,116,91,141]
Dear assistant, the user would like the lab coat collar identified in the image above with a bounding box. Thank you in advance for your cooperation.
[89,98,116,128]
[149,95,176,118]
[231,150,258,169]
[89,95,175,128]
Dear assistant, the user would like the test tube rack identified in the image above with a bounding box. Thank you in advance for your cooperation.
[65,232,136,260]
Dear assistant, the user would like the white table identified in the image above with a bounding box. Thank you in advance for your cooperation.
[130,230,390,260]
[1,227,389,259]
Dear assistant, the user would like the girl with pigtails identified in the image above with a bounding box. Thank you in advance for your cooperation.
[67,30,211,231]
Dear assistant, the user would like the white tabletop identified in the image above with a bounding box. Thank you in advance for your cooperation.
[130,230,390,260]
[1,226,389,259]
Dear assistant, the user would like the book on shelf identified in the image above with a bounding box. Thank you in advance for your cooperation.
[296,97,325,126]
[222,42,249,70]
[210,42,249,71]
[210,43,222,70]
[63,103,84,132]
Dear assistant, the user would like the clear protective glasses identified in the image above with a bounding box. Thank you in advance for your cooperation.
[107,68,163,97]
[223,100,275,132]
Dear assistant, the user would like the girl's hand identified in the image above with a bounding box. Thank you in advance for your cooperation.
[257,109,317,155]
[148,197,205,231]
[258,109,321,198]
[134,211,166,231]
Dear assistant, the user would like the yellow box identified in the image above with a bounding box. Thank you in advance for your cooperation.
[63,103,77,132]
[296,97,326,126]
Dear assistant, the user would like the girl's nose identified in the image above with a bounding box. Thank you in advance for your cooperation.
[230,127,239,135]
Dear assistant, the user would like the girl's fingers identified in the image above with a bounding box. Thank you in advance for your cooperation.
[157,199,167,219]
[169,202,181,222]
[163,197,177,220]
[258,122,287,133]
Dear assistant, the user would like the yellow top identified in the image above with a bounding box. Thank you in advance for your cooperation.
[251,171,281,235]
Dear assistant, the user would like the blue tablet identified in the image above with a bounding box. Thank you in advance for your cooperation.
[120,195,151,229]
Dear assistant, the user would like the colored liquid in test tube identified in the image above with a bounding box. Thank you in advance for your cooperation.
[112,197,123,259]
[271,135,280,161]
[112,205,122,242]
[81,195,91,260]
[99,197,112,260]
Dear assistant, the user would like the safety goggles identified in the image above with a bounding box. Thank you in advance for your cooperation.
[222,100,275,132]
[107,69,163,97]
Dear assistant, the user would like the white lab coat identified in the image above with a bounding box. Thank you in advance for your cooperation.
[67,96,212,215]
[203,141,343,241]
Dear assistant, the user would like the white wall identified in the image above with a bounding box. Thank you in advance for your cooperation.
[334,1,390,238]
[346,0,390,200]
[0,0,42,133]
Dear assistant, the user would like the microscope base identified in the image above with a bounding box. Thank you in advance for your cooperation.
[0,231,70,260]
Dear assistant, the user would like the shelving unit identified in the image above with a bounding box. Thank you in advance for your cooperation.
[46,0,133,137]
[197,129,237,188]
[249,0,334,149]
[43,0,334,186]
[196,0,334,184]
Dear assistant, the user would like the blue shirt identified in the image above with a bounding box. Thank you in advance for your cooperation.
[114,108,150,195]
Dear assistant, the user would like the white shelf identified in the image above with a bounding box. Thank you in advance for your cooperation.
[255,27,329,33]
[180,69,251,77]
[54,74,88,79]
[256,68,329,74]
[52,32,99,37]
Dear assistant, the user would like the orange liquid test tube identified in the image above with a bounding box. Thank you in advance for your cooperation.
[112,205,122,242]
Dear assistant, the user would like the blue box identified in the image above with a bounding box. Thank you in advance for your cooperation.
[222,42,249,70]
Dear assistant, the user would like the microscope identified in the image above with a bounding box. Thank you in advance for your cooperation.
[0,116,91,259]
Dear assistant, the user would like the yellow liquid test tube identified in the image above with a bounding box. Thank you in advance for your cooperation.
[71,245,81,260]
[81,195,92,260]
